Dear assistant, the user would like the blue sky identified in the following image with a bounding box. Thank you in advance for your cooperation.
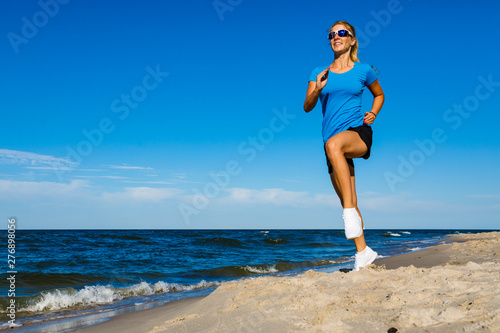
[1,0,499,229]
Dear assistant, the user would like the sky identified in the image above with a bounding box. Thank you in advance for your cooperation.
[1,0,500,229]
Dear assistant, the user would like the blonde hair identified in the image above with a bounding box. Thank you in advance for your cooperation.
[330,20,359,62]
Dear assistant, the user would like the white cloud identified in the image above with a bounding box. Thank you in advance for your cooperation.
[122,180,173,185]
[24,167,104,172]
[75,175,128,180]
[277,179,305,183]
[168,178,206,185]
[24,166,75,171]
[107,164,154,170]
[0,179,90,200]
[357,192,447,212]
[357,192,500,214]
[102,187,182,203]
[172,172,187,179]
[0,149,76,168]
[0,178,184,206]
[209,188,499,215]
[217,188,339,207]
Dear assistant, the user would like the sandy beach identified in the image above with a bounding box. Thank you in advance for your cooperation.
[69,231,500,333]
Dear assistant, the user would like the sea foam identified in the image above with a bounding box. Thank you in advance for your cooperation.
[17,280,220,313]
[243,265,278,274]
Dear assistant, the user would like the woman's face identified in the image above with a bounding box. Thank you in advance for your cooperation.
[330,24,354,54]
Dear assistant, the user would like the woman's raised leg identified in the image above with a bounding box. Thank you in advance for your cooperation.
[325,131,369,251]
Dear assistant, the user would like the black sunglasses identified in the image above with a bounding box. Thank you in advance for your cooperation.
[328,29,352,39]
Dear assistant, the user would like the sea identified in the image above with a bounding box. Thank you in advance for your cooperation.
[0,229,489,332]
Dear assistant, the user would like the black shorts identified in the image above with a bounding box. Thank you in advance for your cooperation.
[324,124,373,174]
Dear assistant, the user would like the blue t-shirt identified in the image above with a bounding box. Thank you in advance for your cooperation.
[309,62,378,143]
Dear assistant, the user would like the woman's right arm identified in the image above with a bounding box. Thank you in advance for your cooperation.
[303,67,329,112]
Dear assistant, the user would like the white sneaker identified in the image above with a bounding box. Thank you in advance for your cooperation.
[354,246,378,271]
[342,208,362,240]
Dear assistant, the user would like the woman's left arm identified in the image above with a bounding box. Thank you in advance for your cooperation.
[363,79,385,125]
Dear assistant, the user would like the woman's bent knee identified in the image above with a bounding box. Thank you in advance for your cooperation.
[325,138,344,156]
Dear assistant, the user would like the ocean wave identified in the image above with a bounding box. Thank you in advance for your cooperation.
[305,243,336,248]
[93,233,146,241]
[0,322,22,329]
[383,232,401,237]
[4,280,220,314]
[402,231,411,234]
[263,238,288,245]
[275,259,346,272]
[194,259,347,278]
[196,264,279,278]
[10,272,112,290]
[243,265,278,274]
[202,237,245,247]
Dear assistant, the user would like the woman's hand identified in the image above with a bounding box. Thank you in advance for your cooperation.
[304,67,330,112]
[363,111,377,125]
[315,67,330,91]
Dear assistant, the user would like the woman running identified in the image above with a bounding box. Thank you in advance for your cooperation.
[303,20,385,271]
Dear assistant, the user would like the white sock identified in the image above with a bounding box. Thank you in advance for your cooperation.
[343,208,357,215]
[342,208,362,240]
